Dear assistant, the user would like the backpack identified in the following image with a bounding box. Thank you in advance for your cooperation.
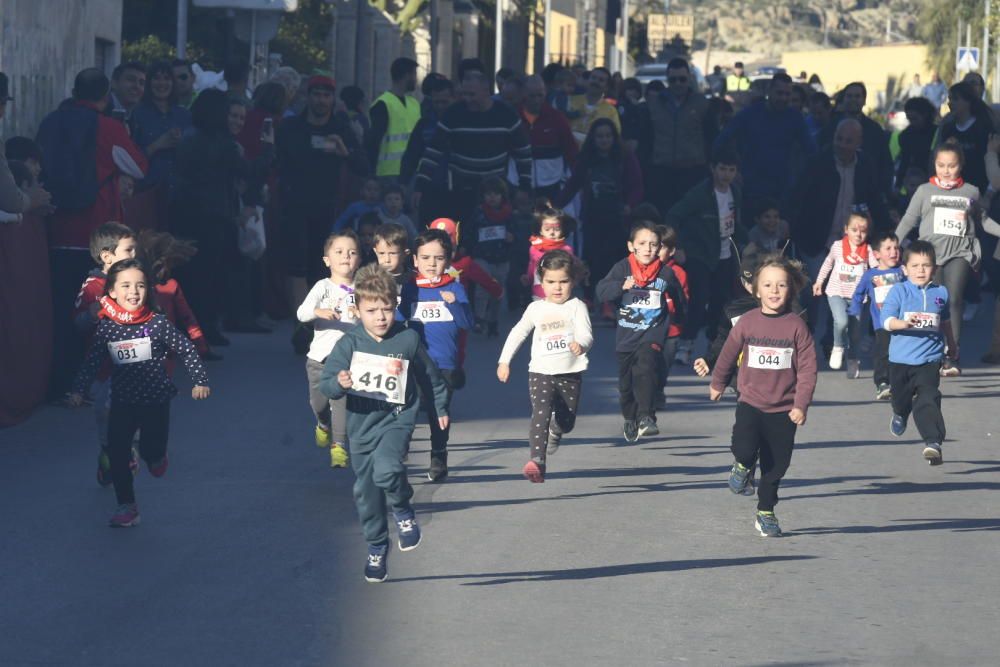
[36,103,109,211]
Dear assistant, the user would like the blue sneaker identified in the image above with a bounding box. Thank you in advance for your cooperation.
[890,414,907,437]
[364,544,388,583]
[394,511,422,552]
[922,442,943,466]
[728,461,750,494]
[755,511,782,537]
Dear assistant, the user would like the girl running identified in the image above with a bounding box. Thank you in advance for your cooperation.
[522,207,575,302]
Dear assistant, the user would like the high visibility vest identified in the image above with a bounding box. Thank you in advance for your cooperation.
[726,74,750,92]
[373,92,421,177]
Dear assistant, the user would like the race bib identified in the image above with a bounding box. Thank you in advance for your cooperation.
[410,301,454,323]
[478,225,507,243]
[873,284,893,305]
[933,207,967,237]
[337,293,357,322]
[348,351,409,404]
[720,214,735,238]
[837,262,865,284]
[904,311,940,331]
[108,337,152,365]
[747,345,793,370]
[533,318,575,357]
[626,288,662,310]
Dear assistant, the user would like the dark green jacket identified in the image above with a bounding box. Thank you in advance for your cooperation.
[320,323,448,453]
[666,179,748,271]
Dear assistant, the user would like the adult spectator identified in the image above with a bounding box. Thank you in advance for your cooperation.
[541,62,564,99]
[340,85,370,145]
[4,135,44,183]
[818,82,894,197]
[922,72,948,110]
[270,66,302,113]
[520,74,578,201]
[276,75,368,304]
[706,65,725,96]
[895,96,937,190]
[224,61,251,100]
[400,76,454,224]
[172,59,196,108]
[725,62,750,94]
[367,57,421,183]
[936,81,994,192]
[618,77,651,160]
[108,62,146,121]
[237,81,287,161]
[903,74,924,100]
[716,72,816,219]
[805,91,833,144]
[567,67,620,144]
[808,74,825,93]
[130,60,192,192]
[500,73,526,109]
[1,73,47,213]
[413,70,531,224]
[646,58,713,213]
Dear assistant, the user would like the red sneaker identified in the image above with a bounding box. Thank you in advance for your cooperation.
[522,459,545,483]
[108,503,140,527]
[148,455,169,478]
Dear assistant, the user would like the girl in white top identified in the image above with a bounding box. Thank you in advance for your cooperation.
[498,250,593,483]
[296,230,362,468]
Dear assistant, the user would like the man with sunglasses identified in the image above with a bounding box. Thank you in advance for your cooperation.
[172,59,196,108]
[645,58,713,214]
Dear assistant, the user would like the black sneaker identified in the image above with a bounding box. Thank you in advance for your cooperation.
[623,420,639,443]
[394,511,422,551]
[637,416,659,437]
[364,544,389,582]
[427,454,448,482]
[922,442,943,466]
[755,511,782,537]
[890,413,907,437]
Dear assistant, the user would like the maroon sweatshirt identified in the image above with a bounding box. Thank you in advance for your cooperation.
[710,309,817,413]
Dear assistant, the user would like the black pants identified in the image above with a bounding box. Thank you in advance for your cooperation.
[48,248,94,397]
[890,361,945,444]
[647,164,708,215]
[527,372,583,462]
[108,402,170,505]
[617,344,662,421]
[681,257,736,343]
[873,329,891,387]
[731,402,797,512]
[419,368,454,462]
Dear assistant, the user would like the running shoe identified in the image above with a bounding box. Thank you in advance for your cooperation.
[923,442,943,466]
[523,459,545,483]
[623,420,639,443]
[846,359,861,379]
[743,463,757,497]
[97,450,113,487]
[108,503,140,528]
[330,443,349,468]
[637,416,659,437]
[427,455,448,482]
[148,455,168,478]
[315,425,331,448]
[755,511,782,537]
[546,429,562,455]
[394,511,422,551]
[875,383,892,401]
[890,414,907,437]
[940,360,962,377]
[828,346,844,370]
[728,461,751,495]
[365,544,388,583]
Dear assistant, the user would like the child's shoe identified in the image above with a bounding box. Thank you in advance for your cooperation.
[427,454,448,482]
[890,414,907,437]
[637,416,659,437]
[846,359,861,379]
[623,420,639,443]
[315,425,331,448]
[922,442,943,465]
[329,443,349,468]
[108,503,140,528]
[523,458,545,483]
[546,429,562,455]
[828,346,844,370]
[394,511,422,551]
[754,511,782,537]
[939,359,961,377]
[728,461,751,494]
[875,383,892,401]
[148,455,169,478]
[364,544,389,582]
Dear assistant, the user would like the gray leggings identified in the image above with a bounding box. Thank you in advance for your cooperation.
[938,258,972,344]
[306,358,348,444]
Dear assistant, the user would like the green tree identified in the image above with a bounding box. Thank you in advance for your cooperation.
[271,0,334,72]
[122,35,209,67]
[919,0,1000,80]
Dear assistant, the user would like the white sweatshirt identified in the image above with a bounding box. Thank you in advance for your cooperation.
[498,297,593,374]
[296,278,357,362]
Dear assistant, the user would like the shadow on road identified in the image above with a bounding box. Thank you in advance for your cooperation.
[792,517,1000,535]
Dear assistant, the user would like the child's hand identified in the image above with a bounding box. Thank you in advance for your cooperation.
[315,308,338,320]
[520,274,531,286]
[812,282,823,296]
[709,386,723,401]
[622,276,636,290]
[65,392,84,408]
[441,291,456,304]
[497,363,510,383]
[789,408,807,425]
[693,358,709,377]
[192,385,211,400]
[338,370,353,389]
[438,415,450,430]
[569,342,583,356]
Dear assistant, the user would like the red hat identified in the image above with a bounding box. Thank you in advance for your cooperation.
[429,218,460,246]
[307,75,336,92]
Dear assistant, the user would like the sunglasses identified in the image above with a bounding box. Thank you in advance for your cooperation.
[668,76,688,83]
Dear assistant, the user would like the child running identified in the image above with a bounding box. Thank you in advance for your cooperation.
[497,250,593,482]
[373,222,413,289]
[522,207,575,302]
[710,254,816,537]
[400,228,473,481]
[296,230,362,468]
[812,208,877,374]
[596,220,685,442]
[848,231,905,400]
[319,264,450,583]
[68,259,211,527]
[469,176,515,336]
[656,224,689,397]
[881,240,957,465]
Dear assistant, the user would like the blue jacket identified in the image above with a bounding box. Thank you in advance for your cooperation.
[848,266,905,328]
[399,280,473,370]
[332,200,378,232]
[881,280,950,365]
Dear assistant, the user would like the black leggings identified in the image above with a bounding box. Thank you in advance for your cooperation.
[731,402,797,512]
[617,344,662,421]
[527,372,583,462]
[108,402,171,505]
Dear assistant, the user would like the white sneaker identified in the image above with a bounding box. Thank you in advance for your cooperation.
[963,303,979,322]
[828,346,844,370]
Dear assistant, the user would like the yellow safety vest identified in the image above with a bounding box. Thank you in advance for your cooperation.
[373,92,421,177]
[726,74,750,92]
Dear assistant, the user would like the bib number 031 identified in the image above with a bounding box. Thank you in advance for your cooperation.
[107,337,152,365]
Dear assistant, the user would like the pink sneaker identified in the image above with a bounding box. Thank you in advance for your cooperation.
[148,455,169,478]
[522,459,545,483]
[108,503,140,527]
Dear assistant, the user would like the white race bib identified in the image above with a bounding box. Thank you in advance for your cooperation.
[411,301,454,323]
[720,214,735,238]
[337,293,357,323]
[533,318,575,357]
[478,225,507,243]
[108,337,152,365]
[626,288,662,310]
[747,345,793,370]
[932,207,967,237]
[903,311,940,331]
[836,262,865,284]
[873,284,893,305]
[348,351,409,404]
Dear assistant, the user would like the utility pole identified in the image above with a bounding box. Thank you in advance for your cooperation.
[495,0,504,75]
[984,0,991,95]
[621,0,630,75]
[176,0,188,59]
[543,0,552,66]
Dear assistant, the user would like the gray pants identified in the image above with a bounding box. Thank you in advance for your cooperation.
[939,258,972,344]
[473,259,509,324]
[306,358,348,444]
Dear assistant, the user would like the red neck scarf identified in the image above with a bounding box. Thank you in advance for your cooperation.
[530,235,567,252]
[628,255,663,287]
[414,271,455,288]
[930,176,964,190]
[98,296,155,325]
[841,236,870,265]
[481,202,512,223]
